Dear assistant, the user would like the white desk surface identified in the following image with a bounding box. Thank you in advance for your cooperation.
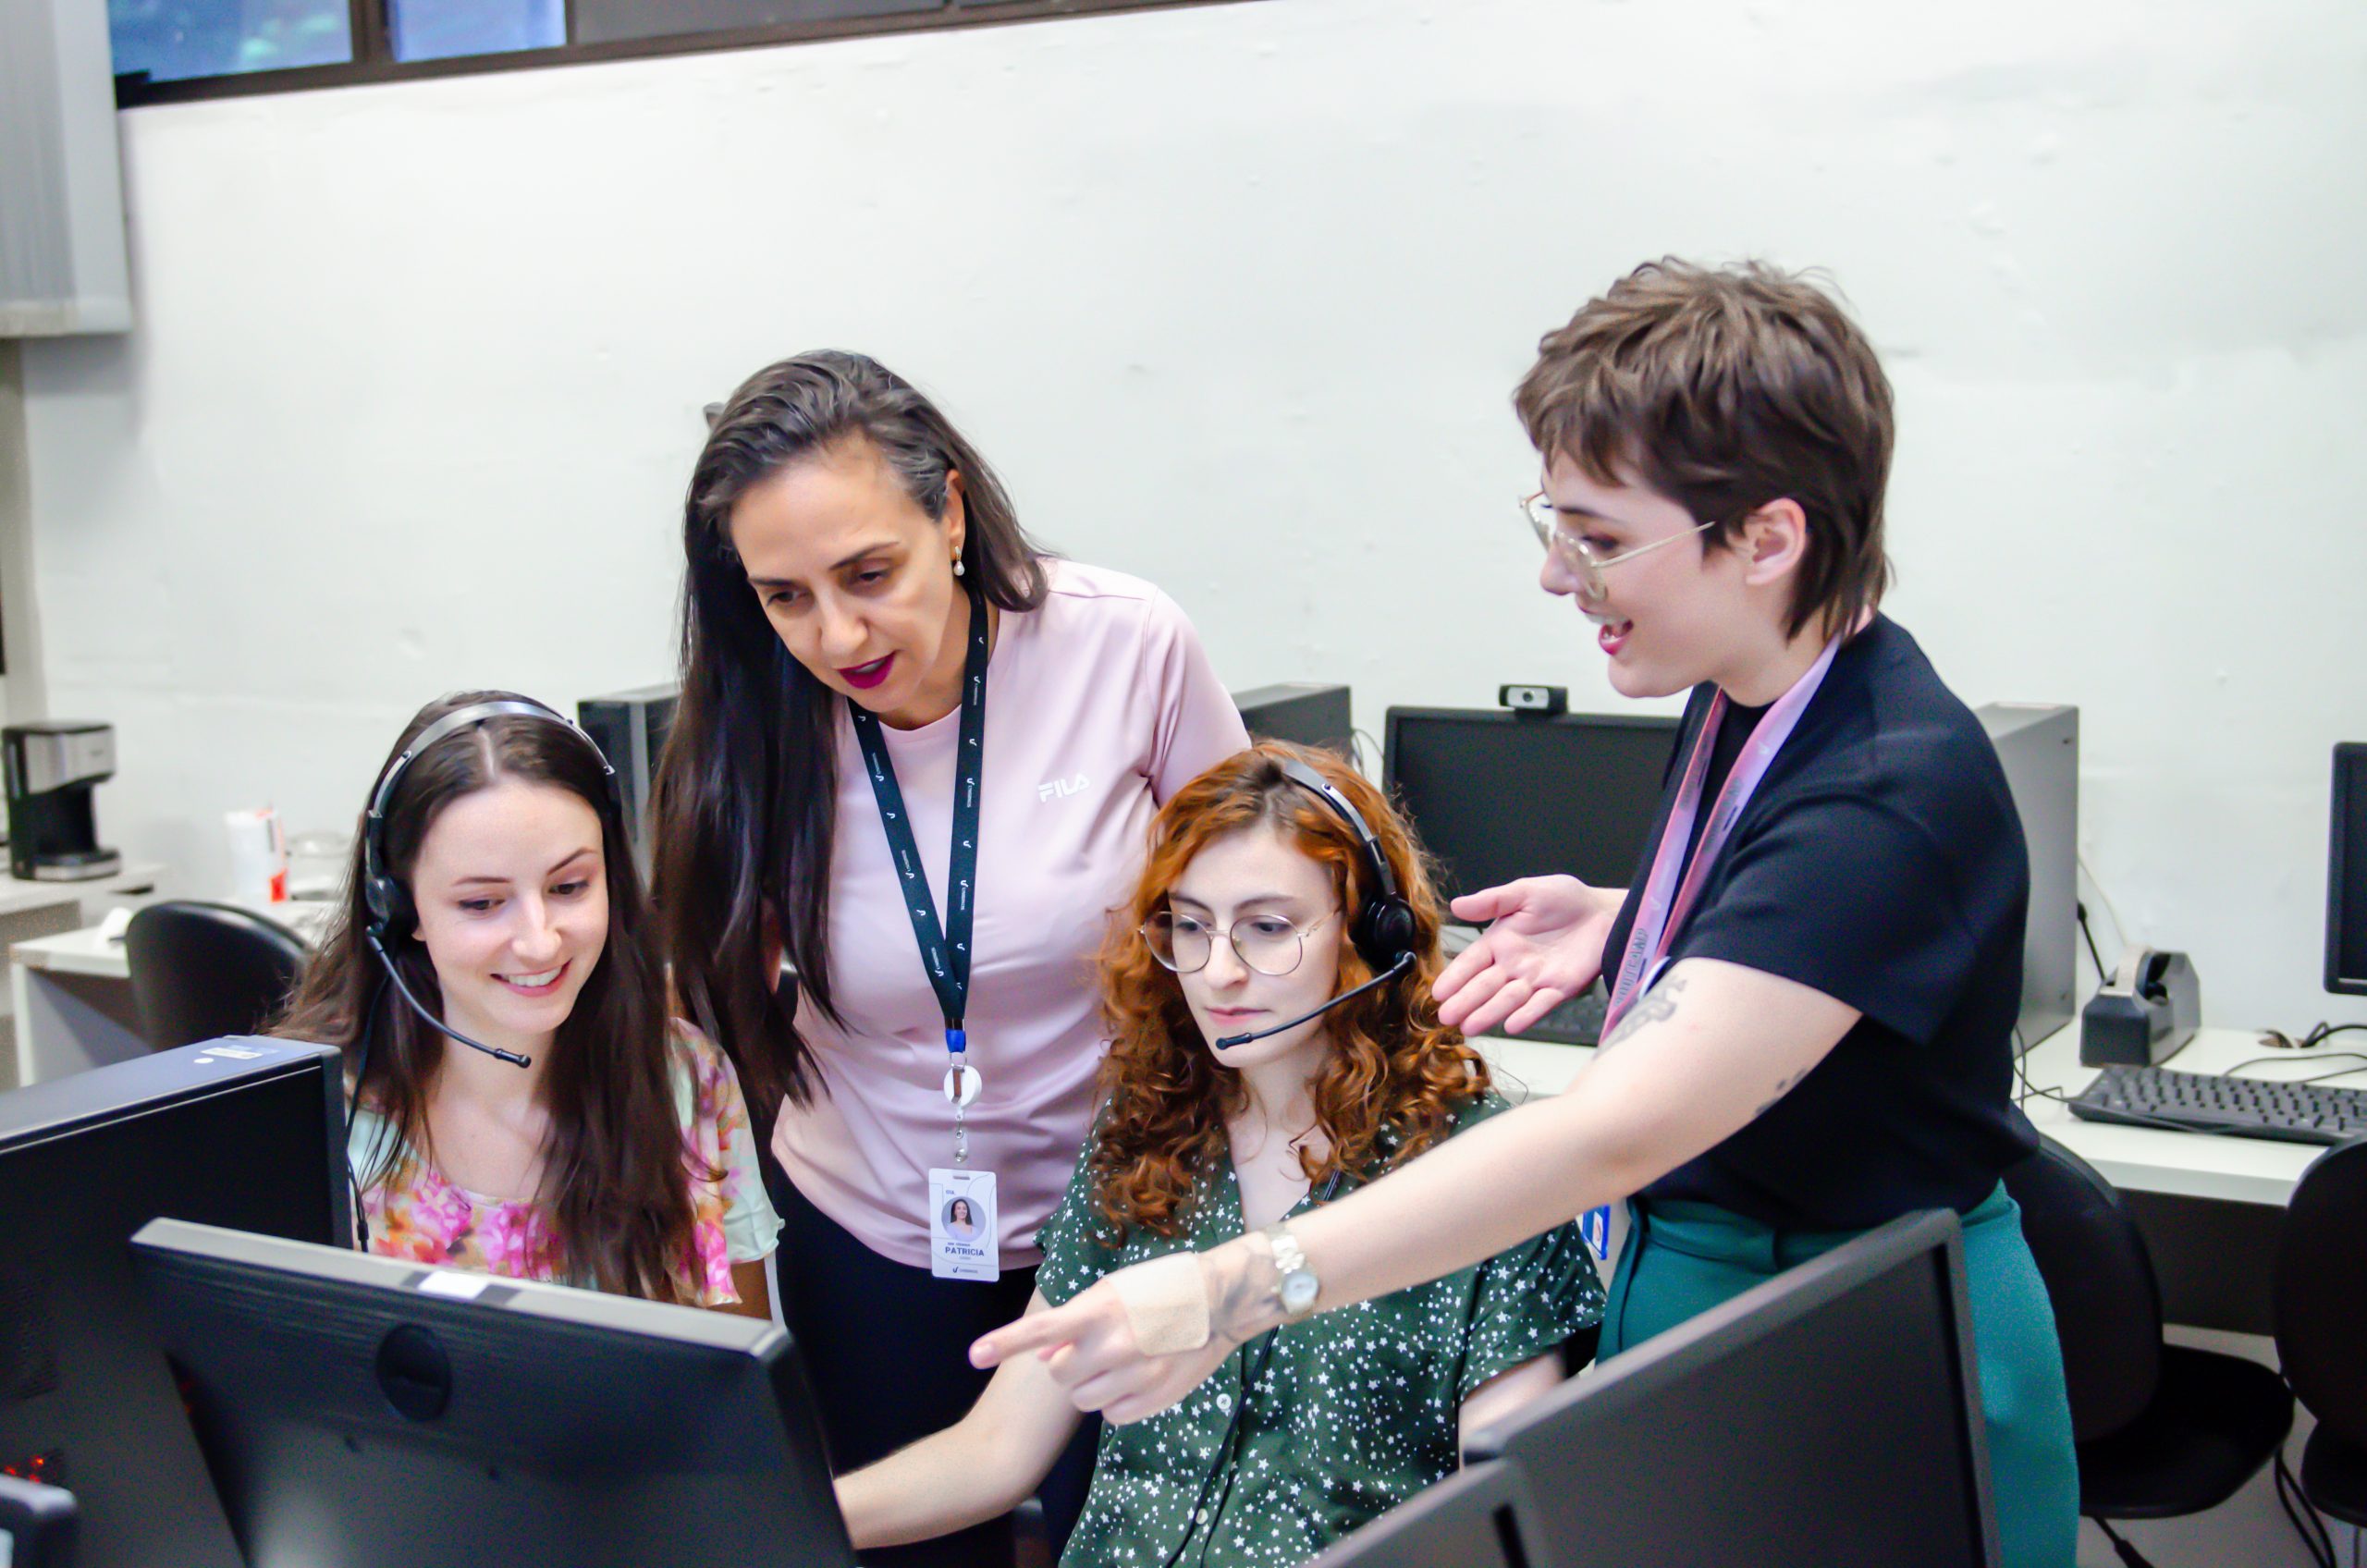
[11,899,337,978]
[1474,1022,2356,1210]
[0,862,166,918]
[2017,1023,2352,1207]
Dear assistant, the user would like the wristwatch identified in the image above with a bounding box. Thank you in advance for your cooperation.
[1261,1221,1320,1322]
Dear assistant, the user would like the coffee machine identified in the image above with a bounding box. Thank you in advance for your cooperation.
[4,720,123,881]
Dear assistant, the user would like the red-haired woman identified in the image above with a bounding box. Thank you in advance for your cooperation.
[834,744,1603,1565]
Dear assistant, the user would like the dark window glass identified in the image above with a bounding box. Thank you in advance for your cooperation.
[387,0,565,62]
[575,0,943,48]
[108,0,352,83]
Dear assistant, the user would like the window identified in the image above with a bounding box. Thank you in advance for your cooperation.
[112,0,1252,104]
[109,0,353,85]
[387,0,563,63]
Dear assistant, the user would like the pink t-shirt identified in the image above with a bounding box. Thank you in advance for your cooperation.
[772,560,1249,1269]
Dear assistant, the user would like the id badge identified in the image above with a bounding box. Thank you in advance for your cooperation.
[929,1167,1000,1282]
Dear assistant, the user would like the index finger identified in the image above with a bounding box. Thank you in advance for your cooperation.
[972,1300,1086,1368]
[1431,930,1499,1003]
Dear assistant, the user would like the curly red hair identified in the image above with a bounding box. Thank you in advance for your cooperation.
[1089,742,1487,1241]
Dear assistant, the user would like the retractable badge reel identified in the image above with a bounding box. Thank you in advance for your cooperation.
[929,1028,999,1280]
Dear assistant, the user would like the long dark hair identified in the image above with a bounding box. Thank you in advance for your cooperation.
[276,690,704,1303]
[652,351,1050,1113]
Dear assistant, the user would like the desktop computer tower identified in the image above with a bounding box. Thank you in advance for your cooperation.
[577,683,678,879]
[1977,704,2079,1049]
[1233,683,1353,758]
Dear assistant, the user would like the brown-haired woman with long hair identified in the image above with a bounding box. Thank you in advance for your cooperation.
[277,692,779,1314]
[652,352,1244,1564]
[834,744,1603,1565]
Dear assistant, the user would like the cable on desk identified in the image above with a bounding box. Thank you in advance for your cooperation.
[2274,1444,2339,1568]
[2009,1027,2203,1136]
[2259,1022,2367,1052]
[2218,1051,2367,1086]
[2077,852,2131,959]
[2076,902,2108,982]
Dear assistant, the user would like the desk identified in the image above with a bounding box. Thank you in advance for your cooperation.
[1473,1023,2350,1334]
[7,900,335,1089]
[0,863,167,1089]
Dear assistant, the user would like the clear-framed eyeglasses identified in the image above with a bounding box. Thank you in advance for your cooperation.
[1522,492,1719,602]
[1142,910,1334,977]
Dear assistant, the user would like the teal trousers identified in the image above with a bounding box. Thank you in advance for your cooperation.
[1600,1183,2080,1568]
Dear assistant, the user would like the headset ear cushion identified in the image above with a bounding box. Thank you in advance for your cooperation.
[364,876,411,940]
[1358,896,1419,973]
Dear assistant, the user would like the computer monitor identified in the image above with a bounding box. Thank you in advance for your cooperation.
[130,1219,856,1568]
[1466,1208,2000,1568]
[577,681,679,879]
[0,1037,349,1568]
[1305,1459,1557,1568]
[1234,682,1354,758]
[2329,742,2366,997]
[1382,707,1679,905]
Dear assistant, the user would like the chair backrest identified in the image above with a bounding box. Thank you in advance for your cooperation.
[2274,1139,2367,1448]
[124,901,310,1052]
[2000,1134,2164,1442]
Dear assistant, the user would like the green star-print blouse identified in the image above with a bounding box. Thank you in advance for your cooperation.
[1034,1090,1605,1568]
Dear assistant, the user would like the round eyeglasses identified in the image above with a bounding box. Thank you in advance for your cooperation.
[1521,492,1718,602]
[1142,910,1334,977]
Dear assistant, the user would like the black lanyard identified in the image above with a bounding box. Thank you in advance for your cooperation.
[848,582,990,1149]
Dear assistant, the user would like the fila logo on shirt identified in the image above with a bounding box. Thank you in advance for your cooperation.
[1038,774,1092,802]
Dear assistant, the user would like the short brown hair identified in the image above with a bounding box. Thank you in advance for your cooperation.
[1513,258,1895,641]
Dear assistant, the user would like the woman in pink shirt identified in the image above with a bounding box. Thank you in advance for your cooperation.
[653,351,1246,1568]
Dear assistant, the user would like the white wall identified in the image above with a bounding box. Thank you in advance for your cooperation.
[17,0,2367,1035]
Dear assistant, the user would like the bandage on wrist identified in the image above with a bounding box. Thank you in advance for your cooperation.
[1112,1252,1211,1354]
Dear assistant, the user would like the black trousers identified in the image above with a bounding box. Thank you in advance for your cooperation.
[769,1163,1098,1568]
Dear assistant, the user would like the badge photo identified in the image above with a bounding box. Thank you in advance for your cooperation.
[928,1167,1000,1282]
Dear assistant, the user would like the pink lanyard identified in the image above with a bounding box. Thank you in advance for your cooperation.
[1600,634,1848,1035]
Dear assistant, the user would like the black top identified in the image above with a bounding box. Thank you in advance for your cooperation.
[1599,616,2038,1231]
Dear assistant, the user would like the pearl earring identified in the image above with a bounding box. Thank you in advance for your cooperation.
[952,556,966,578]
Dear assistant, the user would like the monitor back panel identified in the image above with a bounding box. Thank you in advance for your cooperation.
[133,1222,852,1568]
[1476,1216,1996,1568]
[0,1039,344,1568]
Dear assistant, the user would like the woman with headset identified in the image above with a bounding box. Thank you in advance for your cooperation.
[978,263,2080,1567]
[277,690,779,1314]
[836,744,1601,1565]
[652,352,1246,1566]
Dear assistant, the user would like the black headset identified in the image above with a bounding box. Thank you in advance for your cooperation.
[348,697,623,1243]
[362,698,622,947]
[1273,755,1418,976]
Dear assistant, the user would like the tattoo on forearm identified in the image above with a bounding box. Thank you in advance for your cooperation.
[1599,974,1686,1053]
[1752,1067,1808,1118]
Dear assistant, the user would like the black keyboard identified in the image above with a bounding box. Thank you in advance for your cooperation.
[2067,1063,2367,1145]
[1518,981,1610,1047]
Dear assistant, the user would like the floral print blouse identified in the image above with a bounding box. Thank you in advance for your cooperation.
[1035,1089,1606,1568]
[348,1024,780,1307]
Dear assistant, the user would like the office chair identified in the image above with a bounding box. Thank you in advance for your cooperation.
[2003,1135,2292,1566]
[123,900,309,1051]
[2274,1139,2367,1532]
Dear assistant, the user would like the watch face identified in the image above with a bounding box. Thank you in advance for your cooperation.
[1281,1271,1319,1315]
